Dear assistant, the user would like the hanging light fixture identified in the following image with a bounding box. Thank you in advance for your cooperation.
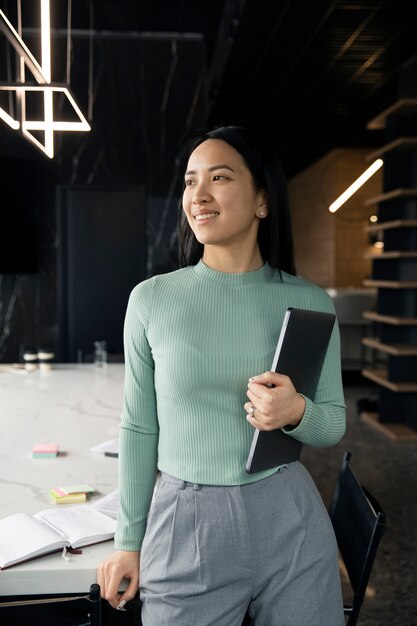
[0,0,91,158]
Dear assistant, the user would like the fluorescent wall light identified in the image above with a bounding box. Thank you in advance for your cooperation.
[329,158,383,213]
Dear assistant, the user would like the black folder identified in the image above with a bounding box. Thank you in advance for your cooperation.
[245,307,336,474]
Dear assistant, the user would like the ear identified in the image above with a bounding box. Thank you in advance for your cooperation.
[256,190,268,218]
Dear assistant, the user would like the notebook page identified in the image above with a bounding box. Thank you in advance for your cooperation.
[0,513,66,567]
[34,505,116,548]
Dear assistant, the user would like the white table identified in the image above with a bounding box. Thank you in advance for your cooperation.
[0,363,124,595]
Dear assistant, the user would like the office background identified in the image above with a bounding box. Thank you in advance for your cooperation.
[1,3,417,624]
[1,0,417,364]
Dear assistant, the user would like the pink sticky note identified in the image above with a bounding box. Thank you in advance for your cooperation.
[32,443,59,454]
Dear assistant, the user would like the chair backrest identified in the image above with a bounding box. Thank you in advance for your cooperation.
[329,451,386,626]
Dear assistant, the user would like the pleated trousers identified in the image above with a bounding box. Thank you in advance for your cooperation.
[139,461,345,626]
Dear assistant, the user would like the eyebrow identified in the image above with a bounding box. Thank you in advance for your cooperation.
[185,164,235,176]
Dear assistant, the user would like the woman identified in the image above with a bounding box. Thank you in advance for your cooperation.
[98,125,346,625]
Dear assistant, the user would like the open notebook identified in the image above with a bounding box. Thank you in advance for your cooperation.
[0,502,117,570]
[245,307,336,474]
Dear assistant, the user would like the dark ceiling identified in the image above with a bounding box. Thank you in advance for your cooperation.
[1,0,417,188]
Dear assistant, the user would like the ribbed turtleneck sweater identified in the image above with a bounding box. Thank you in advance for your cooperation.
[114,260,346,551]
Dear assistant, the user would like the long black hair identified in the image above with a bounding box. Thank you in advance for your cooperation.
[177,125,296,275]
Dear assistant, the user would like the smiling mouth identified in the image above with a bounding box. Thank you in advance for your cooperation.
[194,212,219,222]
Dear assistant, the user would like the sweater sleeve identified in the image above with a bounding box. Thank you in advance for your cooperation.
[114,279,159,551]
[282,287,346,447]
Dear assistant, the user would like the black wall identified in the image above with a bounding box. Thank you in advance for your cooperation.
[56,186,146,362]
[0,157,56,363]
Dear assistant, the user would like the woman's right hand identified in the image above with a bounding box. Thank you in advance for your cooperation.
[97,550,140,610]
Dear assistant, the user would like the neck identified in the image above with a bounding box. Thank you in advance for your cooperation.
[202,245,264,273]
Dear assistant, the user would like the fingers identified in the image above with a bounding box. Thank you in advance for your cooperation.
[246,383,274,417]
[247,372,294,409]
[244,402,257,423]
[247,382,275,405]
[97,561,121,609]
[118,574,140,608]
[249,371,290,387]
[244,372,299,431]
[97,550,140,610]
[244,401,275,430]
[244,400,270,430]
[245,403,264,429]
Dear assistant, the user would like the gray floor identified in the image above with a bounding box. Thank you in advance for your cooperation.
[302,381,417,626]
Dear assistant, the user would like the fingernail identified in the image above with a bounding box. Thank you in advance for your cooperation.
[117,600,127,611]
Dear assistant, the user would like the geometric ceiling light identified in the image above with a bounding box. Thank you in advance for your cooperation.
[0,0,90,158]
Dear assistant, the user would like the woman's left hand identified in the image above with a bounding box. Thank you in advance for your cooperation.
[244,371,306,431]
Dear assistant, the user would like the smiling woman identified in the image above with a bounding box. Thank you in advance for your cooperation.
[181,138,268,272]
[97,125,346,626]
[178,125,296,274]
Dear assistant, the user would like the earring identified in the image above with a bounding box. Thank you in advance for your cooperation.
[257,211,265,218]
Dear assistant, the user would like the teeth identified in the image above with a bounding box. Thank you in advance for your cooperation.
[195,213,219,221]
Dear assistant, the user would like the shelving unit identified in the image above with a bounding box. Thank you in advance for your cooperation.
[362,368,417,392]
[363,280,417,288]
[365,219,417,232]
[361,98,417,440]
[365,188,417,206]
[366,98,417,130]
[365,251,417,259]
[363,311,417,325]
[365,137,417,162]
[359,412,417,441]
[362,338,417,356]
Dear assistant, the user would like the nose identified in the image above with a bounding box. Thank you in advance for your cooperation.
[192,181,211,204]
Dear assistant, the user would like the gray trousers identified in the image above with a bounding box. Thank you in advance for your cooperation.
[139,462,345,626]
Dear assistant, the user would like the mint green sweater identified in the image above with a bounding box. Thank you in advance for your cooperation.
[114,261,346,551]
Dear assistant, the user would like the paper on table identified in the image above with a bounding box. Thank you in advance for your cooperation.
[91,490,119,520]
[90,439,119,454]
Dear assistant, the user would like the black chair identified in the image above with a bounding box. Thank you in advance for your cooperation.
[329,450,386,626]
[0,583,101,626]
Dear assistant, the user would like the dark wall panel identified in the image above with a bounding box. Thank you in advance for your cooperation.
[57,186,146,362]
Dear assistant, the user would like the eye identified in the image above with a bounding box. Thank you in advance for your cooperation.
[213,174,227,181]
[184,179,195,186]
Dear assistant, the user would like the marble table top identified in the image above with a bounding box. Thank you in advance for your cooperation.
[0,363,124,595]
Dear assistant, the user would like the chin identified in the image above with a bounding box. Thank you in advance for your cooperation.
[192,231,212,245]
